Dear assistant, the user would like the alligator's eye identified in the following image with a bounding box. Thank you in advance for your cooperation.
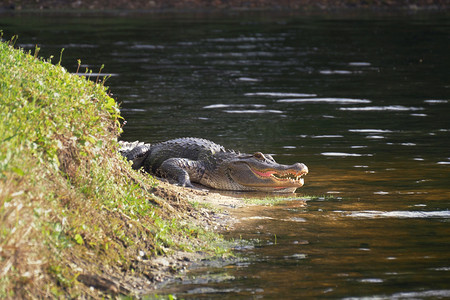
[253,152,266,160]
[265,154,276,162]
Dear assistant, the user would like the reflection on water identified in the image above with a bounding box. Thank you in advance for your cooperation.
[277,97,371,104]
[346,210,450,218]
[339,105,425,111]
[2,12,449,298]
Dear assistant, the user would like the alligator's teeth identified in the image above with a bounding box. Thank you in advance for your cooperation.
[273,172,304,182]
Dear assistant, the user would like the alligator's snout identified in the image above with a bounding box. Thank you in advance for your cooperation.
[233,157,309,193]
[268,162,308,186]
[291,162,308,174]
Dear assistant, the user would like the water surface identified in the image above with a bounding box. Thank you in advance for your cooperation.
[1,12,449,298]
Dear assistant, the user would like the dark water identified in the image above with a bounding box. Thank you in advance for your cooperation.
[2,12,449,298]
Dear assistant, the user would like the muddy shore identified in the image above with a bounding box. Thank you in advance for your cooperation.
[107,180,246,296]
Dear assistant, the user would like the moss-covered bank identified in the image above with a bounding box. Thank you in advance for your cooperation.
[0,38,231,298]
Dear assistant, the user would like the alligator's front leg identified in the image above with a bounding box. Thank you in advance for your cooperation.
[159,158,205,188]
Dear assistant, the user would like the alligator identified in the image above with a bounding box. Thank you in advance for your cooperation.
[119,137,308,193]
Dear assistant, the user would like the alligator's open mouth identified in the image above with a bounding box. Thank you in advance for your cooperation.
[272,172,305,182]
[251,168,308,186]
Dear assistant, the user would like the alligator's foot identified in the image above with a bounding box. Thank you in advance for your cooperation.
[175,180,208,192]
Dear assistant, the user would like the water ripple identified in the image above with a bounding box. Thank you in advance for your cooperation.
[245,92,317,97]
[311,135,344,138]
[346,210,450,219]
[205,37,284,42]
[320,70,354,75]
[321,152,373,157]
[358,278,384,283]
[343,289,450,300]
[349,129,393,133]
[224,109,284,114]
[203,104,266,109]
[340,105,424,111]
[278,98,371,104]
[349,62,372,66]
[237,77,260,82]
[424,99,448,104]
[128,44,164,50]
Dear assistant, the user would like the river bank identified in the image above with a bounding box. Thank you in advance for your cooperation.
[1,0,448,12]
[0,38,246,298]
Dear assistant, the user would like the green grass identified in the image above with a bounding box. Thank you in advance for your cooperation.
[0,37,230,298]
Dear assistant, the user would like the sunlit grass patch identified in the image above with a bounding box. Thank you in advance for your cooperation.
[242,195,314,206]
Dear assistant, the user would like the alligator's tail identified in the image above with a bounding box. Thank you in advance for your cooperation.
[118,141,151,169]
